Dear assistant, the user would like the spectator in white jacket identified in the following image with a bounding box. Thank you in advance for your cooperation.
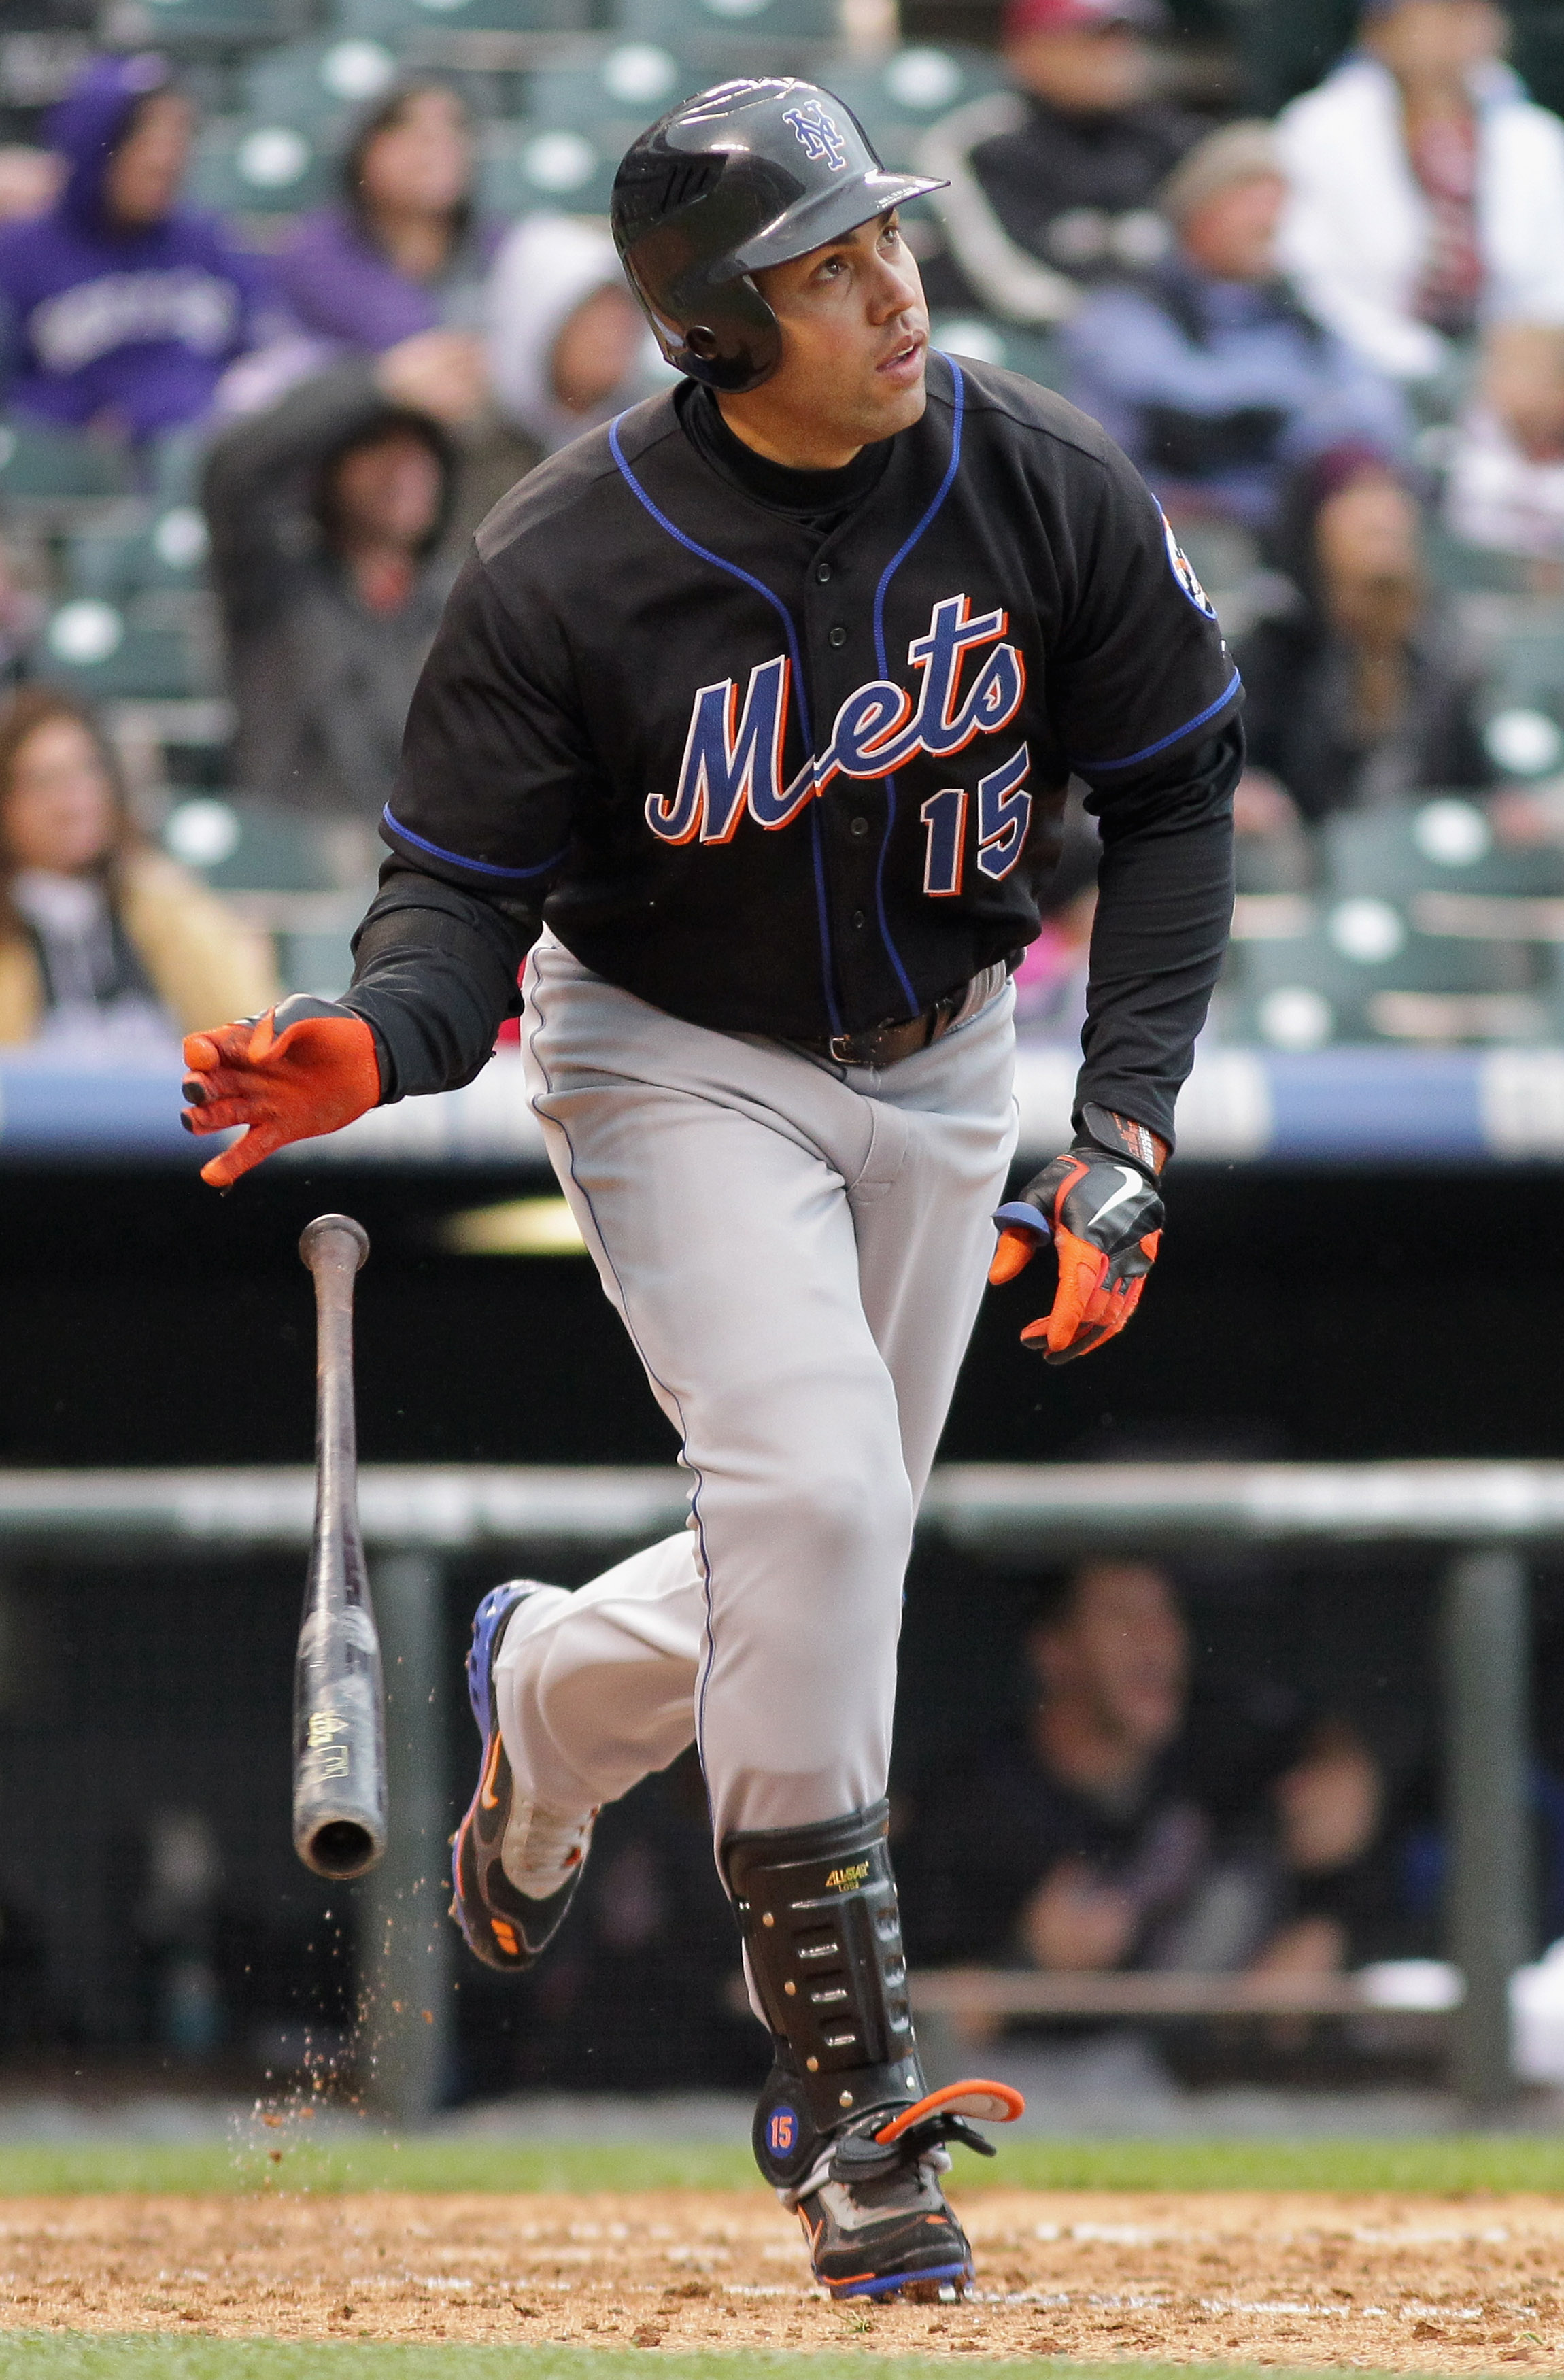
[1276,1,1564,384]
[486,213,653,460]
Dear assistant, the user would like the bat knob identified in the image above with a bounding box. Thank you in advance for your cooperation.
[299,1213,370,1273]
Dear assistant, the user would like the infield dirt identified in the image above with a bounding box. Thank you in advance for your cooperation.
[0,2189,1563,2365]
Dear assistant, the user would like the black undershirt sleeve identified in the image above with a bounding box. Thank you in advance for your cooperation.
[1072,718,1241,1152]
[341,862,535,1101]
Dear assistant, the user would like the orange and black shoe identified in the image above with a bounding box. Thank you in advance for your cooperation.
[449,1582,597,1973]
[795,2156,974,2300]
[783,2085,1025,2302]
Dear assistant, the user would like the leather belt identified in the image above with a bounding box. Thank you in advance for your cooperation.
[794,979,979,1070]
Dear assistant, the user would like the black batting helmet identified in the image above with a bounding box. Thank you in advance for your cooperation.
[611,78,945,394]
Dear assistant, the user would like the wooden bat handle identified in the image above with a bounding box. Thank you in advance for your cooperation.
[293,1212,386,1880]
[301,1212,369,1529]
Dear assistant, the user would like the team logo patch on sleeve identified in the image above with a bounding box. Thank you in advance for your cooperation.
[1161,510,1218,620]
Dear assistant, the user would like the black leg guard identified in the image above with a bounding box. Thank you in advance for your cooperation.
[722,1801,925,2194]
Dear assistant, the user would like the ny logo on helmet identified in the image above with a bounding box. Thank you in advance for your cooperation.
[783,101,848,171]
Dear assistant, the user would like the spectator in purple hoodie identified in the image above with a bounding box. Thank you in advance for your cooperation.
[0,53,270,447]
[272,82,497,361]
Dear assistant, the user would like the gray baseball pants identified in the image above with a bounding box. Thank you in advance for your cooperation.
[494,928,1019,1857]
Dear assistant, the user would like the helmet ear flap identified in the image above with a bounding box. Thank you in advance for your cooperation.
[666,275,783,394]
[623,257,781,392]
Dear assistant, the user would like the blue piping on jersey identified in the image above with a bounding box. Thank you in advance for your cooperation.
[868,355,967,1017]
[1074,666,1243,774]
[608,413,841,1038]
[382,804,568,881]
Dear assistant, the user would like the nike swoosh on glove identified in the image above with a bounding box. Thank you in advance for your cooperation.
[989,1142,1166,1365]
[181,996,381,1189]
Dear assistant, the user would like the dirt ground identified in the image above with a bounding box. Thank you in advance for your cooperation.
[3,2189,1564,2364]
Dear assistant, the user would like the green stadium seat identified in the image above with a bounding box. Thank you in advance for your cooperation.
[337,0,592,37]
[163,797,366,998]
[1230,906,1552,1049]
[612,0,840,44]
[0,419,133,503]
[818,46,1006,166]
[1323,796,1564,902]
[37,596,220,702]
[163,796,343,893]
[479,118,621,216]
[129,0,312,46]
[929,314,1067,394]
[64,505,212,601]
[186,118,333,216]
[243,36,398,129]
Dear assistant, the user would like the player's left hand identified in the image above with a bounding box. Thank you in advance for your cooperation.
[989,1132,1166,1364]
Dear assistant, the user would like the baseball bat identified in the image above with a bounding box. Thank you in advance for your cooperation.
[292,1213,387,1880]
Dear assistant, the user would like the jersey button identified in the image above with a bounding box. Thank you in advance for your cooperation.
[828,625,848,648]
[815,561,832,584]
[852,909,866,929]
[850,815,868,838]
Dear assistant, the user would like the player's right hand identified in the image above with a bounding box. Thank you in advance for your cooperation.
[181,996,381,1189]
[989,1143,1166,1365]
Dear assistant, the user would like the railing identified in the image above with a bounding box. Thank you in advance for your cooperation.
[12,1045,1564,1164]
[3,1461,1549,2122]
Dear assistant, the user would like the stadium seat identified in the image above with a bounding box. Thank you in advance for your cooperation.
[187,118,333,216]
[1323,796,1564,902]
[1231,909,1552,1049]
[336,0,594,37]
[37,595,220,702]
[612,0,841,44]
[930,313,1067,394]
[163,796,345,893]
[479,118,620,216]
[242,36,399,129]
[64,506,213,602]
[128,0,313,46]
[0,420,133,503]
[163,796,366,998]
[819,46,1006,165]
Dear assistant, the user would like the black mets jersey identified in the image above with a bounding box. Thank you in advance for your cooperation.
[352,353,1240,1144]
[380,354,1238,1017]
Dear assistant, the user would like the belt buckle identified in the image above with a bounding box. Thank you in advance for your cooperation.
[828,1030,869,1066]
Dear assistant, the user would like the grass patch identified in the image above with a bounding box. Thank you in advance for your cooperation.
[0,2344,1504,2380]
[1,2132,1564,2198]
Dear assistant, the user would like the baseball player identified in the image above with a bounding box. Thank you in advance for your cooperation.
[182,77,1240,2300]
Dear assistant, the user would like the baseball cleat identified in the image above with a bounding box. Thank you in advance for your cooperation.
[450,1581,598,1972]
[789,2084,1023,2300]
[796,2162,974,2300]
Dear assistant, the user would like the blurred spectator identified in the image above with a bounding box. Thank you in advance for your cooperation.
[1237,452,1495,823]
[0,148,60,224]
[486,214,657,462]
[1277,1,1564,384]
[0,54,271,446]
[202,358,459,823]
[1065,122,1410,532]
[912,1561,1383,1977]
[274,82,494,364]
[0,539,43,688]
[1446,319,1564,572]
[921,0,1201,329]
[0,686,275,1056]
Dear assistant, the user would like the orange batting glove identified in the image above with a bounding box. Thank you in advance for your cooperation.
[989,1108,1167,1365]
[181,996,381,1189]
